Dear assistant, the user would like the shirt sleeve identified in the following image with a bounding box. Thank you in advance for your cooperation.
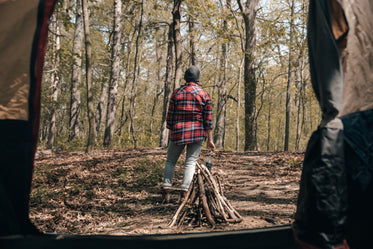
[203,93,213,130]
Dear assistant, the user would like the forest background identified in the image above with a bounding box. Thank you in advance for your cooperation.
[40,0,320,153]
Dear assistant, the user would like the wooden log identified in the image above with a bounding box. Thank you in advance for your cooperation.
[196,163,229,221]
[197,162,242,223]
[170,162,242,229]
[197,170,215,228]
[169,177,196,227]
[215,175,243,221]
[206,190,219,217]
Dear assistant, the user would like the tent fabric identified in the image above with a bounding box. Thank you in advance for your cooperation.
[293,119,347,249]
[340,109,373,249]
[338,0,373,116]
[0,0,56,236]
[0,0,40,121]
[0,225,295,249]
[292,0,349,248]
[307,0,346,124]
[1,1,370,248]
[294,0,373,248]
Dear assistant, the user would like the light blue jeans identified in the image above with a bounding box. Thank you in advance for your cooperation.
[162,140,204,192]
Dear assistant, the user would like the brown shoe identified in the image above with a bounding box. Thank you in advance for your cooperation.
[161,189,170,204]
[179,191,187,203]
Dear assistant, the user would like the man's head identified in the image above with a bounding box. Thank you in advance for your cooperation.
[184,65,200,83]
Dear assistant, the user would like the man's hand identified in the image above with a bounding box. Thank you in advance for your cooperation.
[206,129,216,151]
[207,140,215,151]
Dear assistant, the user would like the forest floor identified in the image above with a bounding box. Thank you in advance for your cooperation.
[30,147,304,235]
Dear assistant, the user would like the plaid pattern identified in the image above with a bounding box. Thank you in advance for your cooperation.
[167,82,213,145]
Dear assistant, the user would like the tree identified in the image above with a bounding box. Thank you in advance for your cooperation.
[187,3,199,67]
[172,0,183,90]
[82,0,96,153]
[236,58,244,151]
[159,22,174,148]
[39,0,316,152]
[214,0,231,149]
[95,77,109,135]
[103,0,122,147]
[69,0,83,142]
[284,0,295,151]
[149,28,163,143]
[237,0,259,151]
[47,11,60,149]
[129,0,145,149]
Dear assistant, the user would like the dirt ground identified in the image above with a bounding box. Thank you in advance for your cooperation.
[30,147,304,235]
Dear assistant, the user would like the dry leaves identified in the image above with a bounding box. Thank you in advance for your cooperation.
[30,148,303,235]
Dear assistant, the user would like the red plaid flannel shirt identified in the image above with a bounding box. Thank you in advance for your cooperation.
[166,82,213,145]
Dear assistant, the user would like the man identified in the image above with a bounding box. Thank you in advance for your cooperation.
[161,65,215,203]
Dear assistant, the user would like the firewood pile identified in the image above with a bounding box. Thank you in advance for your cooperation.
[169,162,242,228]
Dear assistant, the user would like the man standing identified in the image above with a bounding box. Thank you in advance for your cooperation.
[161,65,215,203]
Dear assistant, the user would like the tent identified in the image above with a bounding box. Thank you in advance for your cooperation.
[292,1,373,249]
[0,0,55,236]
[1,0,372,248]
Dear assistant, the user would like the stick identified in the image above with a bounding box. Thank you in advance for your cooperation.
[169,177,196,227]
[197,162,242,223]
[196,163,229,221]
[197,170,215,228]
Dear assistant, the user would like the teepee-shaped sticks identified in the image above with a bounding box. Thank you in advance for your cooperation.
[169,163,242,228]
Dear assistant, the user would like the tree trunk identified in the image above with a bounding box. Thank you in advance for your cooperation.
[159,22,174,148]
[95,79,108,135]
[82,0,96,153]
[129,0,144,149]
[69,0,83,142]
[188,14,198,67]
[302,73,308,136]
[266,93,272,151]
[150,88,162,143]
[116,95,126,139]
[103,0,122,147]
[237,0,259,151]
[214,0,230,149]
[236,59,243,151]
[173,0,183,90]
[47,12,60,149]
[117,32,133,143]
[214,46,227,149]
[295,55,306,150]
[149,29,162,143]
[284,0,295,151]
